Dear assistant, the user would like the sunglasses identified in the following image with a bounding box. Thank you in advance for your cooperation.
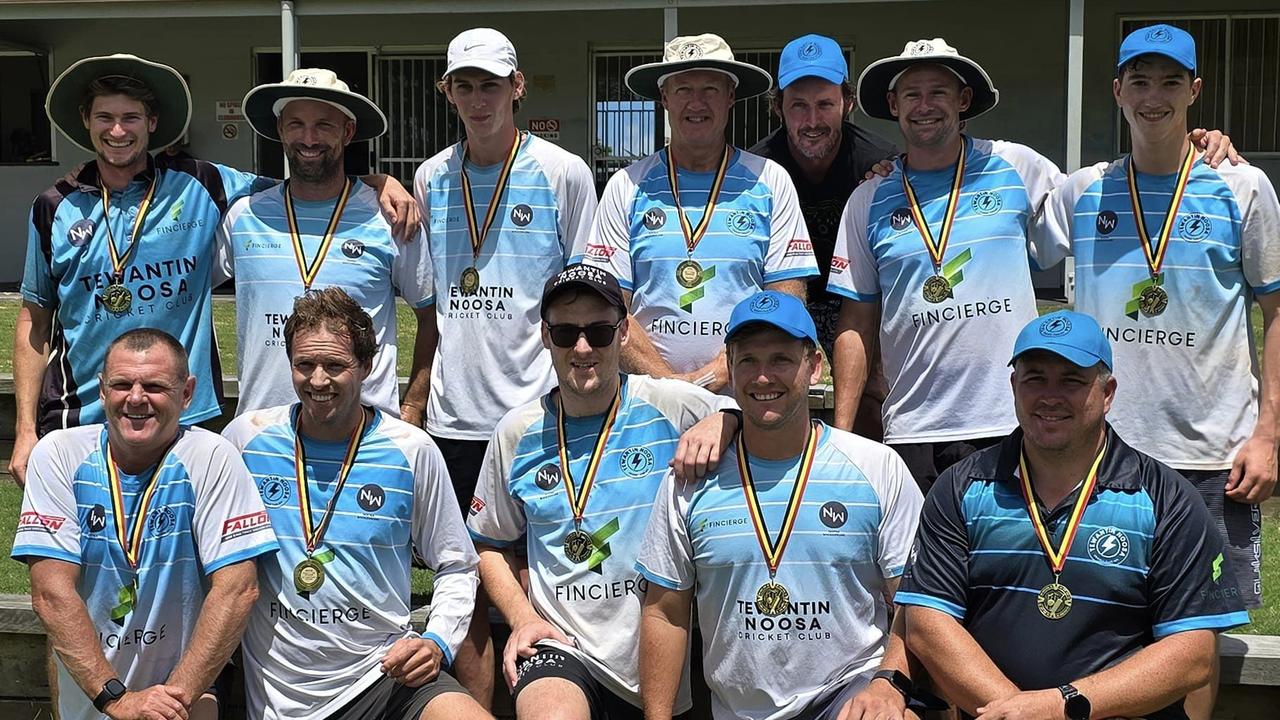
[546,319,625,348]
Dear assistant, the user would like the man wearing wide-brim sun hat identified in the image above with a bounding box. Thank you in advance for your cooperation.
[576,33,818,399]
[214,67,434,448]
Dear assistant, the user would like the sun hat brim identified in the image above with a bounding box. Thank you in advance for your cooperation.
[624,58,773,101]
[856,53,998,121]
[46,54,191,153]
[243,84,388,142]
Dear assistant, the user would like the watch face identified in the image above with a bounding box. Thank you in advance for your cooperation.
[106,678,126,697]
[1064,693,1091,720]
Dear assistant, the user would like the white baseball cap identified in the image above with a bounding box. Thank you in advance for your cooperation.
[446,28,518,77]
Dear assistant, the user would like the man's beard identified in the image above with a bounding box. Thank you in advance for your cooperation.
[286,146,343,184]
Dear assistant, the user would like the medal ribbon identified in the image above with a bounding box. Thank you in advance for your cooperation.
[105,435,179,570]
[666,144,732,256]
[284,177,354,293]
[100,174,159,282]
[737,422,820,577]
[460,131,524,262]
[901,138,967,272]
[1017,440,1108,575]
[556,387,622,527]
[294,406,368,555]
[1127,144,1196,280]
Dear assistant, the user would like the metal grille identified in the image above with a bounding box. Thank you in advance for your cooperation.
[375,55,460,187]
[1120,15,1280,153]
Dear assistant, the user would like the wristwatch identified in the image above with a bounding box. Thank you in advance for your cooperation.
[872,669,912,700]
[92,678,126,713]
[1058,684,1091,720]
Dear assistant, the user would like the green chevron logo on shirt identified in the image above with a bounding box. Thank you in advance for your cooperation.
[170,199,184,222]
[940,248,972,289]
[110,581,137,625]
[1212,552,1224,583]
[1125,273,1164,320]
[678,265,717,312]
[586,516,622,575]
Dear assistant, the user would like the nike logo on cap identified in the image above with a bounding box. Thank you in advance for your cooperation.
[464,44,485,52]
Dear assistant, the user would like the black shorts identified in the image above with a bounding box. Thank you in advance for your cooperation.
[1179,468,1263,609]
[324,669,469,720]
[513,648,641,720]
[890,435,1003,495]
[430,435,491,518]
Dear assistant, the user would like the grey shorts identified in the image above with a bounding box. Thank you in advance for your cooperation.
[1179,468,1263,609]
[323,669,469,720]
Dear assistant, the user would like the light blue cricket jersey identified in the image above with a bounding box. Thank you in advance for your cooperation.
[12,425,278,720]
[223,405,478,720]
[637,424,922,720]
[22,157,271,434]
[1033,156,1280,469]
[581,149,817,373]
[468,374,729,708]
[414,134,598,440]
[829,137,1064,443]
[216,181,431,416]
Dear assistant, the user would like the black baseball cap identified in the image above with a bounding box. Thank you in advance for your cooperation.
[540,264,628,320]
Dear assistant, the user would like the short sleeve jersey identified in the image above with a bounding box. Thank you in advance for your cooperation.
[829,137,1064,444]
[1031,158,1280,469]
[897,428,1250,719]
[11,425,279,720]
[216,182,431,416]
[579,149,818,374]
[468,374,732,709]
[414,133,598,440]
[636,425,922,720]
[222,406,480,720]
[21,157,271,434]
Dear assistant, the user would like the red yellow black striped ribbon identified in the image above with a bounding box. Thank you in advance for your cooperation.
[737,422,820,577]
[1127,144,1196,280]
[901,138,967,272]
[666,144,732,256]
[284,177,353,293]
[556,388,622,525]
[1017,440,1108,574]
[100,174,159,282]
[294,406,367,555]
[105,435,179,570]
[460,131,524,261]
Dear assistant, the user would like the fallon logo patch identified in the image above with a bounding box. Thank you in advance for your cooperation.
[469,496,486,517]
[1086,526,1130,564]
[18,511,66,534]
[819,501,848,529]
[971,190,1002,215]
[357,483,386,512]
[87,504,108,533]
[222,510,270,541]
[643,207,667,231]
[68,218,96,247]
[341,239,365,258]
[534,463,562,491]
[889,207,913,231]
[1177,213,1211,242]
[259,476,291,508]
[727,209,757,236]
[620,446,655,478]
[830,255,850,273]
[1039,315,1072,337]
[1096,210,1118,236]
[511,203,534,227]
[147,507,177,538]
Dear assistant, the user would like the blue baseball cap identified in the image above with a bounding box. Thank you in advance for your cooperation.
[778,34,847,90]
[1118,24,1196,74]
[725,291,819,345]
[1009,311,1113,371]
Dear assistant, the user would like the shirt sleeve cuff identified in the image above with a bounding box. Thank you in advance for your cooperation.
[894,591,967,621]
[420,631,454,667]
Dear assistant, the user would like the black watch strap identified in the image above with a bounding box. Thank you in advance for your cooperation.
[93,678,126,713]
[873,669,949,712]
[1058,683,1091,720]
[872,669,911,698]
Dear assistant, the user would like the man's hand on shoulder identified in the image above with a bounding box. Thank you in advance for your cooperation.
[381,635,444,688]
[502,617,571,690]
[105,685,191,720]
[975,688,1064,720]
[671,410,737,484]
[838,676,908,720]
[365,174,422,244]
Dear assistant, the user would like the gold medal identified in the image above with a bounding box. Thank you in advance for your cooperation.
[562,529,594,564]
[294,557,325,593]
[922,274,951,304]
[1137,284,1168,317]
[1036,582,1073,620]
[102,283,133,313]
[675,259,703,289]
[754,581,791,617]
[460,266,481,295]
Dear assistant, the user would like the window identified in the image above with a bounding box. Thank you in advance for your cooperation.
[376,54,460,188]
[0,46,52,164]
[1119,15,1280,153]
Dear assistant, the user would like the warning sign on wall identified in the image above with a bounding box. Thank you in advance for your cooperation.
[216,101,245,122]
[527,118,560,141]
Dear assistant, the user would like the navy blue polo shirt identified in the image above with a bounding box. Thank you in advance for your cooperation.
[898,426,1248,719]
